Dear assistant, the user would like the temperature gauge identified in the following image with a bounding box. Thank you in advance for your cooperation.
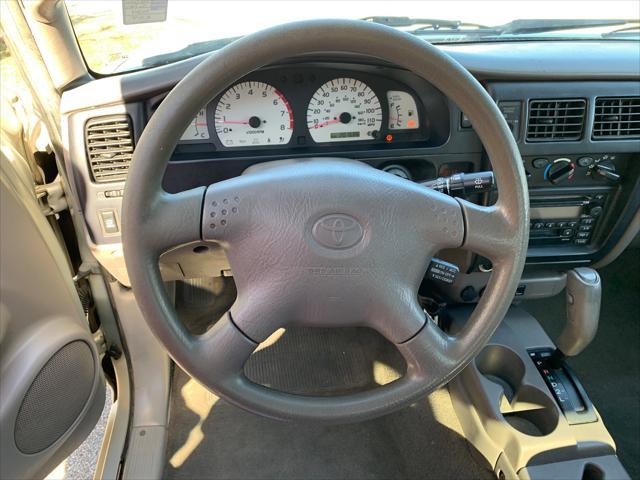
[180,109,209,141]
[387,91,419,130]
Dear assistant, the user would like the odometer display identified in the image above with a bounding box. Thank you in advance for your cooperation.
[306,78,382,143]
[214,82,293,148]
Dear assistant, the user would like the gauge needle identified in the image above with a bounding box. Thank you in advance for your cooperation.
[222,120,249,125]
[313,118,342,128]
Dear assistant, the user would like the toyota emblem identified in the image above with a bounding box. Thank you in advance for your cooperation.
[311,214,364,250]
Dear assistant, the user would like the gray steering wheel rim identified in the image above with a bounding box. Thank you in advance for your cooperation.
[122,19,529,423]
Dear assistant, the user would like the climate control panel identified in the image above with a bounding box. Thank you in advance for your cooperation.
[525,153,626,187]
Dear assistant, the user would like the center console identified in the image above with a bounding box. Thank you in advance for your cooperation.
[446,306,630,480]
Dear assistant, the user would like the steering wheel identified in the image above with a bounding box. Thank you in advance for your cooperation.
[122,20,528,423]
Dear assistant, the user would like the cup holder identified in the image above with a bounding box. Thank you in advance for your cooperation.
[476,345,559,437]
[476,345,525,402]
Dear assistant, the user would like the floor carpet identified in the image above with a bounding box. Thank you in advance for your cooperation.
[165,328,492,480]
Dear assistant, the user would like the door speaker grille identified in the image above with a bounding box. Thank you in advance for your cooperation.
[14,341,95,454]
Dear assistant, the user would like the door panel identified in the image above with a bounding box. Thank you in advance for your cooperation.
[0,126,105,480]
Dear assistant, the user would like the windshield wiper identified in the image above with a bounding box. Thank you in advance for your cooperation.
[602,24,640,38]
[362,16,489,30]
[496,19,632,34]
[141,36,241,68]
[364,16,636,39]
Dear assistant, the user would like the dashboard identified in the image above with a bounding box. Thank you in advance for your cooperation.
[60,41,640,297]
[148,63,449,159]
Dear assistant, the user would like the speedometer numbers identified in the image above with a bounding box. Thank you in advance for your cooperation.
[214,82,294,148]
[307,78,382,143]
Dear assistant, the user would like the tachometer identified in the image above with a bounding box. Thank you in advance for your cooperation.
[214,82,293,148]
[306,78,382,143]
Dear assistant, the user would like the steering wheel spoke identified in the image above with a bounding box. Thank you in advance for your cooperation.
[398,320,458,381]
[192,313,257,386]
[458,199,520,262]
[137,187,206,255]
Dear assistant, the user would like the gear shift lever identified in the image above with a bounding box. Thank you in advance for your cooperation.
[549,267,601,367]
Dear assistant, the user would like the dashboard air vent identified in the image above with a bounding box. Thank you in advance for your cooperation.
[526,99,586,142]
[85,115,134,183]
[592,97,640,140]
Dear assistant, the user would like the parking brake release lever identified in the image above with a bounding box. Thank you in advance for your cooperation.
[549,267,601,368]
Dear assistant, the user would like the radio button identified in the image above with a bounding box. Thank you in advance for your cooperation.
[594,193,606,202]
[533,222,545,229]
[574,238,589,245]
[576,232,591,239]
[567,221,578,228]
[545,222,556,228]
[581,218,595,225]
[579,225,593,232]
[590,206,604,217]
[557,222,567,228]
[561,228,574,237]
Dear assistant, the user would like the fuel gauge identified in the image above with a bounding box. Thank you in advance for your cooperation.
[387,91,420,130]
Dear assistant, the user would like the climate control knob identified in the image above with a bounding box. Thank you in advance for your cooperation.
[544,158,575,185]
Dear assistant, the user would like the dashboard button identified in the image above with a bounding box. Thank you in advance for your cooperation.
[532,157,549,169]
[577,156,594,167]
[574,238,589,245]
[576,232,591,239]
[581,218,595,225]
[545,222,556,228]
[561,228,573,237]
[99,209,119,235]
[590,206,604,217]
[556,222,567,228]
[533,222,545,229]
[579,225,593,232]
[567,221,578,228]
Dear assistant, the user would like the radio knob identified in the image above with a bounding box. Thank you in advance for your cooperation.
[545,158,575,185]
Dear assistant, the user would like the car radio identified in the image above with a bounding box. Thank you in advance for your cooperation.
[529,193,607,246]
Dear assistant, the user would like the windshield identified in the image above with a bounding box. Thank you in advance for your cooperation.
[66,0,640,75]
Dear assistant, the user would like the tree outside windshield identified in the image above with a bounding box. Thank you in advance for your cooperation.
[66,0,640,74]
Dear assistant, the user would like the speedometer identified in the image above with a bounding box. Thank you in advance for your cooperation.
[306,78,382,143]
[214,82,293,148]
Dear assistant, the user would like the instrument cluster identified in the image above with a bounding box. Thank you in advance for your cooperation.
[174,65,436,153]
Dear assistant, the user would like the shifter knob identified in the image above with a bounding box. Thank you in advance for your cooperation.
[555,268,602,360]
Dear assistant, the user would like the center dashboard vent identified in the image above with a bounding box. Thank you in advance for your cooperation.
[526,99,586,142]
[85,115,134,183]
[592,97,640,140]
